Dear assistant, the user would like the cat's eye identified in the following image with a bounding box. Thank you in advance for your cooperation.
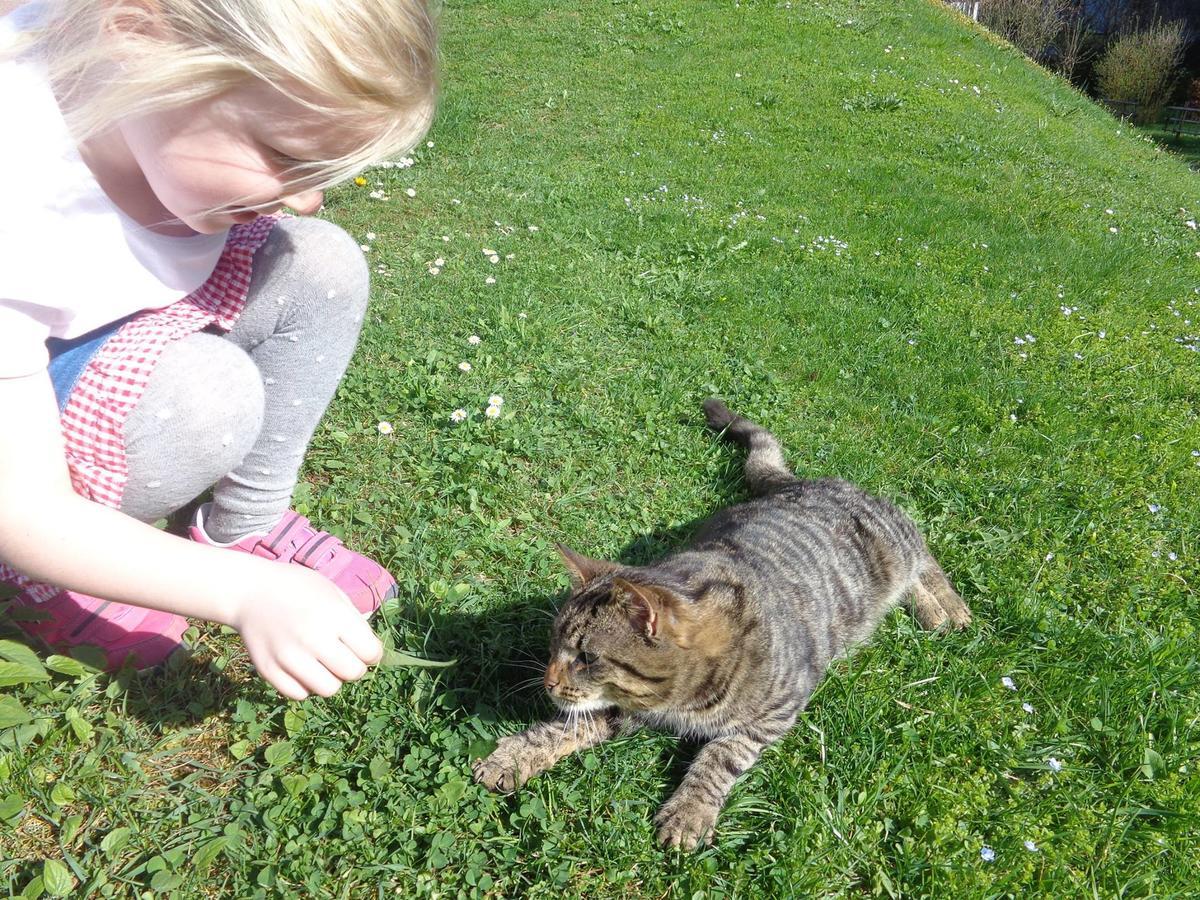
[576,651,599,668]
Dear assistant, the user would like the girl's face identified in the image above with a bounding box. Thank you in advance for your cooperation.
[119,81,362,234]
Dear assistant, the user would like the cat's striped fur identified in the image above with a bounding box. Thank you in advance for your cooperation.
[473,399,971,849]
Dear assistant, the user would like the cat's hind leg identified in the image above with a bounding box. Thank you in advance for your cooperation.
[904,558,972,631]
[473,708,623,793]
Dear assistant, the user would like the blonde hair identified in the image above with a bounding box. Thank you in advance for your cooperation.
[7,0,438,195]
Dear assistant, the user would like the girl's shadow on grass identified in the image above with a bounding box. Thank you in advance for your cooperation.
[0,611,293,730]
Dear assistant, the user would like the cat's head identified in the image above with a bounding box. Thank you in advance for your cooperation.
[542,544,726,714]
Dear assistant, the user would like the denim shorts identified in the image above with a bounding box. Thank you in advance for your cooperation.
[44,316,133,412]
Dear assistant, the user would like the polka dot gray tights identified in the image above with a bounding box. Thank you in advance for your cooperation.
[119,217,369,543]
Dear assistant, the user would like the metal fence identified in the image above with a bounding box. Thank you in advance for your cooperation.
[947,1,980,21]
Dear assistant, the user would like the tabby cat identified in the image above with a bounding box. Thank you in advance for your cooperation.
[473,399,971,849]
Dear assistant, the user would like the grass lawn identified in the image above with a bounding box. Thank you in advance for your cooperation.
[4,0,1200,896]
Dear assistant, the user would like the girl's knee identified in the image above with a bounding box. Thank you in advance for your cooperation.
[269,217,369,317]
[123,334,265,518]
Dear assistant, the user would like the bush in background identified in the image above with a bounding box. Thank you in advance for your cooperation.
[1095,19,1188,123]
[980,0,1072,63]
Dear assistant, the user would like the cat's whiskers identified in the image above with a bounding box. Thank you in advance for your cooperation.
[499,676,545,702]
[562,706,582,753]
[505,660,548,674]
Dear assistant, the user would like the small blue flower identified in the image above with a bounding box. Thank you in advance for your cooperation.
[980,846,996,862]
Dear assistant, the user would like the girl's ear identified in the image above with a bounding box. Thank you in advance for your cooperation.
[555,543,617,589]
[104,0,171,41]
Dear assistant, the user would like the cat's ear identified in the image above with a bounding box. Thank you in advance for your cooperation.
[612,577,659,637]
[556,543,617,589]
[612,577,691,643]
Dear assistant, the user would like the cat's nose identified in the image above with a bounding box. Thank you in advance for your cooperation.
[544,661,562,692]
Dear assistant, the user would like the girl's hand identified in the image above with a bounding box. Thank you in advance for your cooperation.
[230,565,384,700]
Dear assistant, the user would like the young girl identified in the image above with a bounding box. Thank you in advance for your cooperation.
[0,0,438,700]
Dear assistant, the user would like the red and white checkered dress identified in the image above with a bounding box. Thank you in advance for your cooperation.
[0,215,278,602]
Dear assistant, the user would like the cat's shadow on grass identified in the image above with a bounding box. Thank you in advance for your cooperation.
[399,516,722,782]
[412,516,710,707]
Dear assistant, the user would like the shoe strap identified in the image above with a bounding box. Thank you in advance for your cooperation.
[245,512,345,568]
[292,530,345,570]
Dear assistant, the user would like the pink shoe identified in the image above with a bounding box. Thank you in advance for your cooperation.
[6,588,187,671]
[189,505,396,617]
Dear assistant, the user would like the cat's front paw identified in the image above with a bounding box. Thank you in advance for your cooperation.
[654,794,721,850]
[472,736,541,793]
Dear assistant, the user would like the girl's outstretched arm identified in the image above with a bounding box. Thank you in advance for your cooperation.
[0,371,382,698]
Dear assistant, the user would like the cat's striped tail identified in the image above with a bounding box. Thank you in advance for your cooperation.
[703,398,798,496]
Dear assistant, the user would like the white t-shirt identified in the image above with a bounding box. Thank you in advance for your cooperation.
[0,4,228,377]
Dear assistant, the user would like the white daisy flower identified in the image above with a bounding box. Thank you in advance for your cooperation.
[485,404,502,419]
[468,335,482,345]
[428,266,441,275]
[489,254,500,264]
[485,276,496,285]
[1001,676,1017,691]
[488,394,504,407]
[366,232,376,241]
[434,258,445,267]
[450,409,467,423]
[405,187,417,198]
[458,361,472,372]
[377,421,394,435]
